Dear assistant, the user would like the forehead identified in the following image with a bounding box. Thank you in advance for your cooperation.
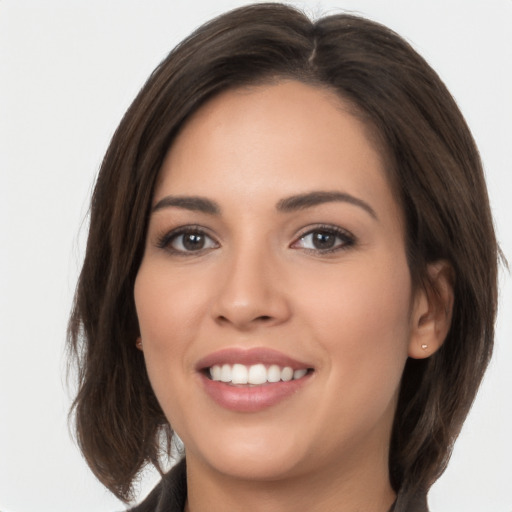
[155,80,400,224]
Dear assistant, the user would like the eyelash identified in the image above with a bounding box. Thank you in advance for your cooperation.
[156,225,219,256]
[155,224,356,256]
[292,224,356,254]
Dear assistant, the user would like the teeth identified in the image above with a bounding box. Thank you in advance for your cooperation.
[248,363,267,385]
[210,365,222,381]
[220,364,231,382]
[208,364,309,385]
[267,364,281,383]
[293,369,307,379]
[281,367,293,382]
[231,364,248,384]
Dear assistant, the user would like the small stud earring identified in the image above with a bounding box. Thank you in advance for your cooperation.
[421,344,428,350]
[136,337,143,350]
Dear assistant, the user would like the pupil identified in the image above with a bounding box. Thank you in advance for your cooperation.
[313,231,335,249]
[183,233,204,251]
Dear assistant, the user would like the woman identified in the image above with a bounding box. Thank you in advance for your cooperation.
[68,4,499,511]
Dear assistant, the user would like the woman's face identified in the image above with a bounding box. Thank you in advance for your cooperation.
[135,81,420,482]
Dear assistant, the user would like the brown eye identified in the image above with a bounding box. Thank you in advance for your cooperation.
[310,231,336,250]
[158,227,219,254]
[293,226,355,253]
[178,233,207,251]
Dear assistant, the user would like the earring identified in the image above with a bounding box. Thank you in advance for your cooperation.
[421,344,428,350]
[136,337,143,350]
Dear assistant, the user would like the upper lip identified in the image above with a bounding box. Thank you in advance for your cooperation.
[195,347,313,371]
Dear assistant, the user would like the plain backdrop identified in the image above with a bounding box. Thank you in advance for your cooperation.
[1,1,511,511]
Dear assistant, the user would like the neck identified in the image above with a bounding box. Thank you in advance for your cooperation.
[184,449,396,512]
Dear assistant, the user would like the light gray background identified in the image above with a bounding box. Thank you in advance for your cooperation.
[1,1,511,511]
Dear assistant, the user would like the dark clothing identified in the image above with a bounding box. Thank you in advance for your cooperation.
[128,459,428,512]
[128,460,187,512]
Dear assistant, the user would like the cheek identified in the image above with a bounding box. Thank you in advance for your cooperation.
[134,261,206,351]
[133,262,208,412]
[300,255,413,392]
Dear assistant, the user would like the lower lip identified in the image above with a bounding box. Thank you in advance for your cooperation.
[200,373,312,412]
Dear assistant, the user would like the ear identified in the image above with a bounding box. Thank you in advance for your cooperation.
[408,260,454,359]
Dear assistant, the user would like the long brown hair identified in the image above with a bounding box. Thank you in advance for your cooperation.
[68,2,499,502]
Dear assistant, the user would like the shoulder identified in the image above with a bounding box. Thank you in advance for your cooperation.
[126,459,187,512]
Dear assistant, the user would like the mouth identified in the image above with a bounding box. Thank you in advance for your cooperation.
[196,348,315,412]
[205,363,312,386]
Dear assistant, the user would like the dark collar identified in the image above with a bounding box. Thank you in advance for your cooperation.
[127,459,187,512]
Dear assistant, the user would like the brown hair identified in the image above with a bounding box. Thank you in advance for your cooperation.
[68,2,499,503]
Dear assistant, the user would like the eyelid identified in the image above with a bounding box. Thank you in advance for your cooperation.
[291,224,356,253]
[153,223,355,256]
[156,224,220,255]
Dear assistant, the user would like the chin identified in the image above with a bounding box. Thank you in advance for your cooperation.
[180,421,311,481]
[206,450,307,482]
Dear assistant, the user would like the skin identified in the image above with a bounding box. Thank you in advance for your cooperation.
[134,81,451,512]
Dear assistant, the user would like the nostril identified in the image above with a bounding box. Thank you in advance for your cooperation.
[215,313,275,327]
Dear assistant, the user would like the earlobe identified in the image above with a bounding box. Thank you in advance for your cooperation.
[408,260,454,359]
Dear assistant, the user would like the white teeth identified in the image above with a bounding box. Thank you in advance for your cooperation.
[281,367,293,382]
[209,363,309,385]
[220,364,231,382]
[231,364,248,384]
[248,363,267,385]
[293,369,307,380]
[267,364,281,382]
[210,365,222,381]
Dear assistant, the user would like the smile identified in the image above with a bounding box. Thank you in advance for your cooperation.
[209,363,309,385]
[197,348,314,412]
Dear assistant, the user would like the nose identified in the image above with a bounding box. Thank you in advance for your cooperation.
[211,245,291,331]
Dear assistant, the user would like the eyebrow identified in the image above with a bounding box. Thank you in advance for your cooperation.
[152,190,377,219]
[152,195,220,215]
[276,191,377,219]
